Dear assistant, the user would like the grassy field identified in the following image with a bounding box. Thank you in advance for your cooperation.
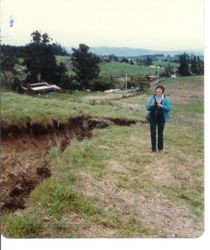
[1,91,141,128]
[55,56,165,77]
[153,60,179,68]
[15,56,162,78]
[1,76,204,237]
[99,61,164,77]
[15,56,170,79]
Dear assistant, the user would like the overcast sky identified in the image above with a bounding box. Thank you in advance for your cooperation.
[0,0,204,50]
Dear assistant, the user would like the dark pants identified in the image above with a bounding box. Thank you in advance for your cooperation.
[150,118,165,151]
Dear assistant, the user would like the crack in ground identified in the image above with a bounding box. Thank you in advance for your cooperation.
[0,115,146,212]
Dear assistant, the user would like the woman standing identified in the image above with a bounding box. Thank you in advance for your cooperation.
[146,85,172,152]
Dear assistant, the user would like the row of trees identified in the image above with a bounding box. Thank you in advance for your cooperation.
[178,53,204,76]
[102,56,153,66]
[1,31,204,92]
[160,53,204,77]
[0,42,68,57]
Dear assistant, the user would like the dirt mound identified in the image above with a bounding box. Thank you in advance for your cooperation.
[0,115,146,212]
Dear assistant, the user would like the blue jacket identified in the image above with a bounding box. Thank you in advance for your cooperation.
[146,95,172,121]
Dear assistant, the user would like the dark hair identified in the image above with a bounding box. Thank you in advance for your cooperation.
[155,85,165,93]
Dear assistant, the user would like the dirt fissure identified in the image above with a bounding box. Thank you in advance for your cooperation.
[0,115,146,212]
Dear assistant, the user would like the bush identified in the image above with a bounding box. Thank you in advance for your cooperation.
[0,71,23,93]
[89,76,116,91]
[127,76,150,91]
[58,74,79,90]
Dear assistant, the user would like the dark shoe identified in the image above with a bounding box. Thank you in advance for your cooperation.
[150,149,157,153]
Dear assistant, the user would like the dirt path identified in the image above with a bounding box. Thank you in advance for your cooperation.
[75,156,202,237]
[71,124,203,237]
[150,77,165,87]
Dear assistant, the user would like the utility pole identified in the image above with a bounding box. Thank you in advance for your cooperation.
[125,73,127,91]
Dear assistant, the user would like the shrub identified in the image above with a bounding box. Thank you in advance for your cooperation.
[89,76,116,91]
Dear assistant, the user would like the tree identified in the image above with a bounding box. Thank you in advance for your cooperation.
[89,76,115,91]
[189,55,204,76]
[120,58,129,63]
[0,51,16,72]
[108,54,119,62]
[127,76,150,91]
[145,57,153,66]
[23,31,67,84]
[163,63,173,77]
[31,30,42,44]
[71,44,100,90]
[191,56,198,75]
[197,56,204,75]
[51,43,69,56]
[0,48,22,91]
[178,53,191,76]
[0,44,26,58]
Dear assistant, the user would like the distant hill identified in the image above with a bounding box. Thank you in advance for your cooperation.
[66,46,203,57]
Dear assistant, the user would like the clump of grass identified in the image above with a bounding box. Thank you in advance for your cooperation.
[161,186,204,219]
[163,75,203,85]
[127,154,153,164]
[53,219,69,231]
[64,171,77,182]
[63,140,105,170]
[29,179,103,218]
[120,217,149,237]
[173,100,203,114]
[91,213,122,229]
[116,170,148,192]
[47,145,64,168]
[1,212,42,238]
[29,179,74,216]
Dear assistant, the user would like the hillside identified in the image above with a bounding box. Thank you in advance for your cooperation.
[54,57,165,77]
[66,46,204,57]
[99,62,164,77]
[1,76,204,238]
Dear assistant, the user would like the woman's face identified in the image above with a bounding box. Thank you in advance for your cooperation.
[156,88,163,96]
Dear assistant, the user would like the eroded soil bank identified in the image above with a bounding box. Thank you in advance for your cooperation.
[0,115,146,212]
